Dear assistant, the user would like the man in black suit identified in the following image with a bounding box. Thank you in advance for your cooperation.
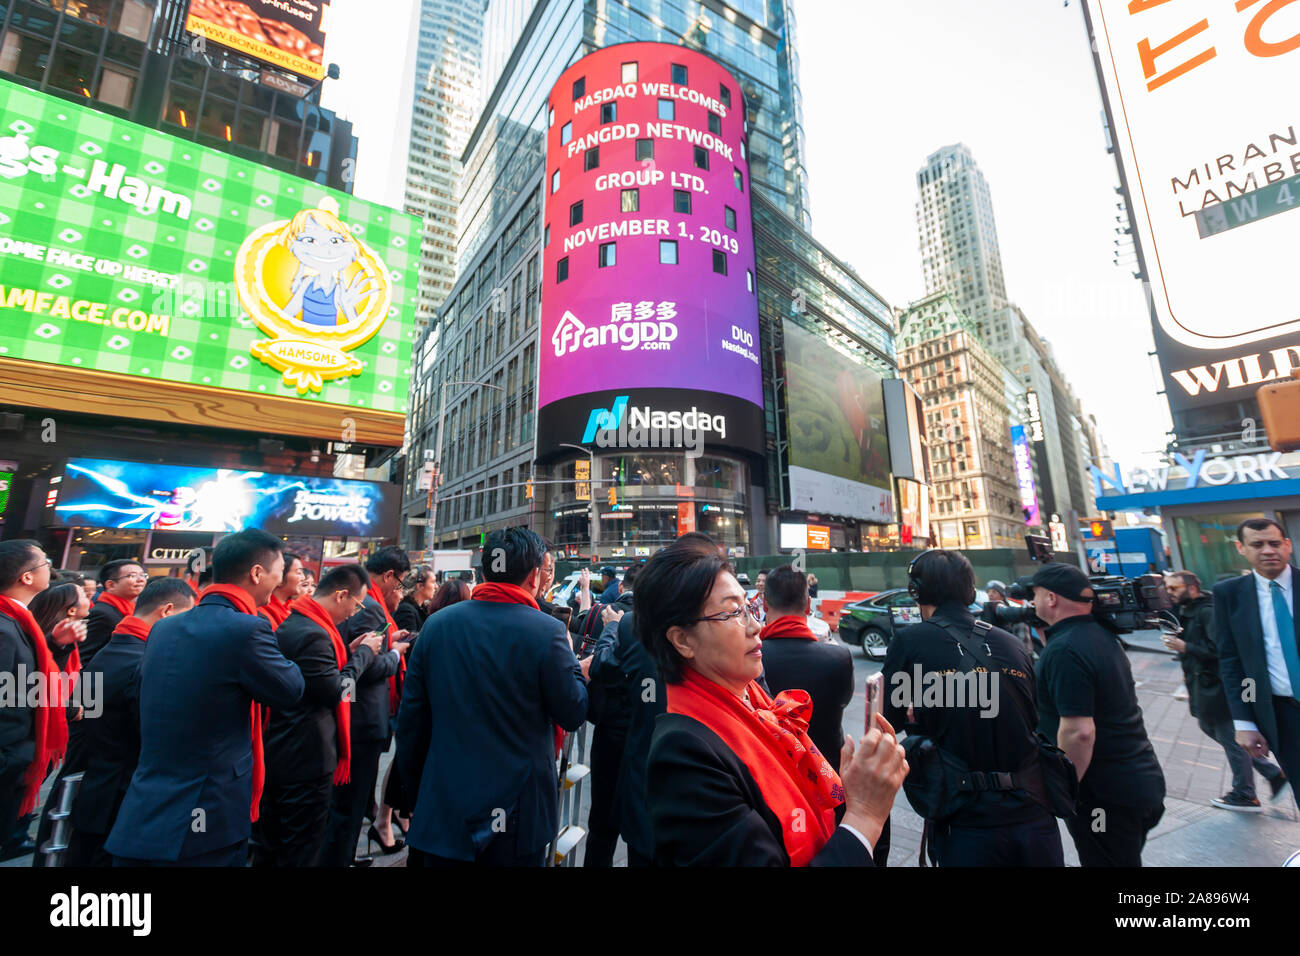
[262,564,384,867]
[322,546,409,866]
[55,577,196,866]
[757,565,853,774]
[83,559,147,666]
[397,527,588,866]
[1215,517,1300,785]
[105,529,305,866]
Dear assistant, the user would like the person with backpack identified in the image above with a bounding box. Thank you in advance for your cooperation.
[881,549,1067,866]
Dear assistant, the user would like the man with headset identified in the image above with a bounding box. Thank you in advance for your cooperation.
[882,550,1063,866]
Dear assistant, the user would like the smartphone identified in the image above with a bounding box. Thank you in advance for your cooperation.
[865,672,884,732]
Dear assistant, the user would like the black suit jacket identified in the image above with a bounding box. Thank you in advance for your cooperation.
[264,609,376,784]
[647,713,873,866]
[759,633,854,774]
[396,599,588,859]
[68,631,146,835]
[394,597,425,637]
[1214,569,1300,749]
[83,599,125,666]
[0,611,37,770]
[338,595,400,743]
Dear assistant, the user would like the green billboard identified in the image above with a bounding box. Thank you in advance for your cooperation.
[0,78,421,414]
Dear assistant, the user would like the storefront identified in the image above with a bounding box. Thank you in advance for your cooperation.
[46,457,400,579]
[1092,448,1300,586]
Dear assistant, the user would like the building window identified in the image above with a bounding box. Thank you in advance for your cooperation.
[551,169,560,193]
[548,107,555,127]
[707,111,721,134]
[671,63,688,85]
[660,240,678,265]
[693,145,709,170]
[724,205,736,230]
[720,84,731,109]
[636,138,654,161]
[712,250,727,275]
[733,168,743,191]
[599,242,616,268]
[585,146,599,170]
[556,257,569,282]
[621,188,639,212]
[569,200,583,226]
[544,224,550,247]
[572,77,585,99]
[658,99,675,121]
[621,61,637,83]
[600,101,616,124]
[673,189,691,214]
[746,269,754,293]
[560,121,572,145]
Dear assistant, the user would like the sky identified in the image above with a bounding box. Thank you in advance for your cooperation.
[323,0,1173,470]
[796,0,1172,469]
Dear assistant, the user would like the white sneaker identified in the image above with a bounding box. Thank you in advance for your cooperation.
[1172,686,1189,701]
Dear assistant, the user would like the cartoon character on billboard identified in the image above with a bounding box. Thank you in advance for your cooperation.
[153,487,197,529]
[235,196,393,393]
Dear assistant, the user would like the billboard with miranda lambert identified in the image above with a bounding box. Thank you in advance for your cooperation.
[536,43,765,457]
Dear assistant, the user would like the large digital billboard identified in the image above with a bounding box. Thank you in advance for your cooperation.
[783,323,893,522]
[51,458,398,538]
[1083,0,1300,410]
[186,0,330,81]
[1010,424,1041,526]
[0,79,420,433]
[538,43,764,456]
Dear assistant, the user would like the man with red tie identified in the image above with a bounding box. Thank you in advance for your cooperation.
[105,529,304,866]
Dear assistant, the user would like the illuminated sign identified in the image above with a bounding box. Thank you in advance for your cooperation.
[1010,425,1041,526]
[1091,448,1300,508]
[807,525,831,550]
[574,458,591,500]
[51,457,398,537]
[186,0,330,81]
[538,43,763,455]
[1083,1,1300,409]
[1025,389,1045,442]
[0,80,420,422]
[0,470,11,515]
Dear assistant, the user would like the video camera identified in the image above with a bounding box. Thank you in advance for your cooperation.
[993,573,1174,635]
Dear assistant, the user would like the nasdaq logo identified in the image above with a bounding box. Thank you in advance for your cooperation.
[582,395,629,443]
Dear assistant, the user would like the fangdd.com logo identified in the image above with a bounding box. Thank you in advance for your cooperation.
[552,304,679,358]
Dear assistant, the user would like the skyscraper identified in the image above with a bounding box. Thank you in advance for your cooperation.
[404,0,489,329]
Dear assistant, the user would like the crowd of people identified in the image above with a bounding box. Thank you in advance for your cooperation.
[0,515,1294,867]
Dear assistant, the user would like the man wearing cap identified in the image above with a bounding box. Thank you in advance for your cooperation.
[595,567,621,604]
[1031,563,1165,867]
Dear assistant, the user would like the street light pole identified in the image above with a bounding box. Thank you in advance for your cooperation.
[430,378,503,551]
[558,442,597,562]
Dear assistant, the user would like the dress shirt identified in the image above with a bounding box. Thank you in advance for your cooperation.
[1234,565,1294,732]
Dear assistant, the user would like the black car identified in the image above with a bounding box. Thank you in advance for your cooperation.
[835,588,922,659]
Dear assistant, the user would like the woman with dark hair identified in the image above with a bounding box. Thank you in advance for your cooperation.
[395,566,435,635]
[638,535,907,866]
[427,578,471,614]
[30,582,90,672]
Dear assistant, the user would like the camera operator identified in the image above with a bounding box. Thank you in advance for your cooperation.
[982,580,1034,658]
[882,550,1063,866]
[1031,563,1165,866]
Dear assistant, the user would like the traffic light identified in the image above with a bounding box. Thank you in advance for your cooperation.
[524,478,533,499]
[607,486,617,507]
[1083,519,1114,539]
[1259,369,1300,451]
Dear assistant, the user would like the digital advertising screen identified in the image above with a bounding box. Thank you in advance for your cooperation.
[51,457,399,538]
[783,323,893,522]
[185,0,331,81]
[1083,0,1300,410]
[537,43,764,457]
[0,79,420,425]
[1010,424,1041,526]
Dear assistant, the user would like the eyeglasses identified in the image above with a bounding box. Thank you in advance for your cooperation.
[693,603,755,626]
[116,572,148,581]
[21,559,53,575]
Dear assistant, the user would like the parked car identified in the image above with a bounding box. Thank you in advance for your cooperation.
[836,588,921,659]
[547,569,625,609]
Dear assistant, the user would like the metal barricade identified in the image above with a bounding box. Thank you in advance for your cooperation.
[548,724,591,866]
[39,771,84,867]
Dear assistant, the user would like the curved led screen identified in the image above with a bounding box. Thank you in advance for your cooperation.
[538,43,764,457]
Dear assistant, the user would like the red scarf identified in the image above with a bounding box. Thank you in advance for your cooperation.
[367,582,405,717]
[290,598,353,784]
[97,591,136,618]
[668,667,843,866]
[0,595,68,816]
[470,581,540,610]
[186,579,200,598]
[258,593,294,628]
[112,616,151,642]
[201,585,266,821]
[761,615,818,641]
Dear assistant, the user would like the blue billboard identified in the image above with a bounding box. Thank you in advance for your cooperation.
[1010,425,1040,526]
[51,458,399,538]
